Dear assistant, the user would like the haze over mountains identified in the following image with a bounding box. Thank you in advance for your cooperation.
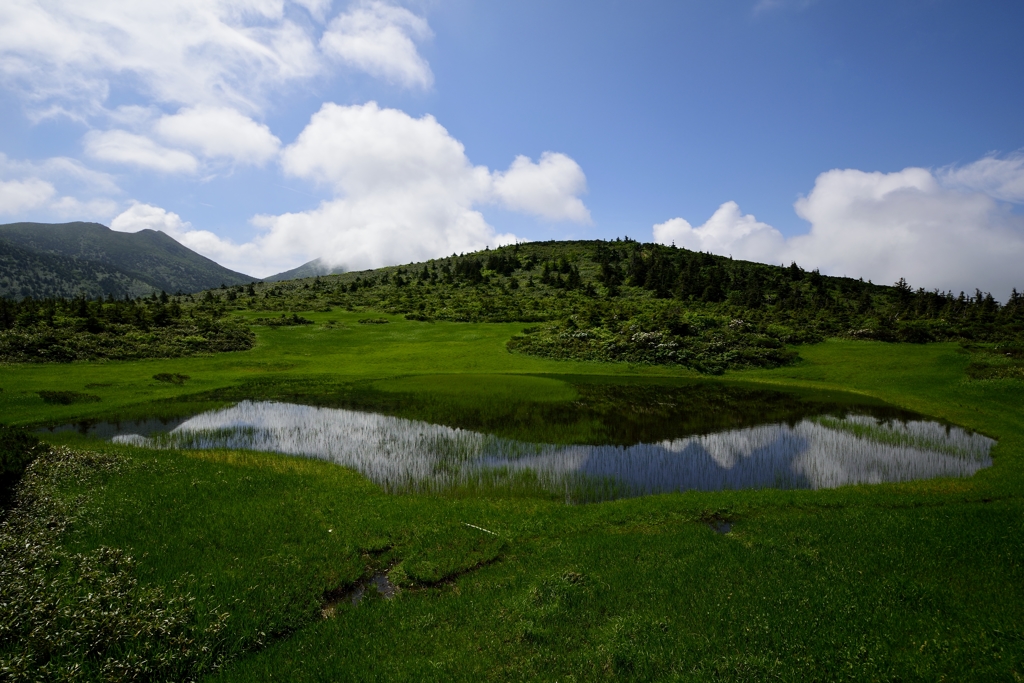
[0,222,257,299]
[264,257,347,283]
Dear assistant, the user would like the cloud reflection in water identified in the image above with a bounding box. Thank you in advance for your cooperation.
[113,401,993,500]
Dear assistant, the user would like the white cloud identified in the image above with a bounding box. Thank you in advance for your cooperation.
[0,178,56,214]
[111,201,193,236]
[84,130,198,174]
[0,152,120,195]
[281,101,488,197]
[0,1,438,116]
[654,202,785,261]
[294,0,334,22]
[321,1,433,89]
[250,194,513,276]
[940,152,1024,204]
[0,152,122,220]
[50,195,121,220]
[493,152,591,223]
[267,101,512,274]
[155,106,281,166]
[653,163,1024,299]
[104,103,590,277]
[0,0,326,116]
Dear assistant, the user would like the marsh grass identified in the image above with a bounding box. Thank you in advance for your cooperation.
[112,400,993,503]
[0,446,231,681]
[813,414,992,458]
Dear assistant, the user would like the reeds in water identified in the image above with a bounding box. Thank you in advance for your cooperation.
[113,401,994,502]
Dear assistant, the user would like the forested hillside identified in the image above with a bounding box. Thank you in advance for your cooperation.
[2,239,1022,372]
[0,238,157,299]
[0,221,255,298]
[0,292,253,362]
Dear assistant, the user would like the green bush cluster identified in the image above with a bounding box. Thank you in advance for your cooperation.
[0,293,254,362]
[37,390,101,405]
[508,315,799,374]
[153,373,191,384]
[250,313,313,327]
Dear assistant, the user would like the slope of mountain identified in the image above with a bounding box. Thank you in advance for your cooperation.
[0,222,255,298]
[264,257,346,282]
[0,238,157,299]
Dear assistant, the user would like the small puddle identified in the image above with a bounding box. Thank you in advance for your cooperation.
[323,572,397,618]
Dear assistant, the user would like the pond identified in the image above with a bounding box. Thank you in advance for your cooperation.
[49,380,994,502]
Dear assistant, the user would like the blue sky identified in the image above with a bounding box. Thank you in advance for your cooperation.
[0,1,1022,296]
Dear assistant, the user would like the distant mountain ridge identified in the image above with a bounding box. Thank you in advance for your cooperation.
[265,257,346,282]
[0,221,256,299]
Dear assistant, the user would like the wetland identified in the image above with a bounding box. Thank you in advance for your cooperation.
[3,312,1022,682]
[46,379,994,501]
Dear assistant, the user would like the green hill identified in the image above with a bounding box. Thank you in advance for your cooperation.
[3,238,1023,371]
[229,239,1024,373]
[0,221,256,298]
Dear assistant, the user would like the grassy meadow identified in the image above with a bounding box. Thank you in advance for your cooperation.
[2,311,1023,680]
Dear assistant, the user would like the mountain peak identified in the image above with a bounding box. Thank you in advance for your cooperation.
[0,221,256,299]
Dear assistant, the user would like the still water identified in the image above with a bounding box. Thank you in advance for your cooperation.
[104,400,993,501]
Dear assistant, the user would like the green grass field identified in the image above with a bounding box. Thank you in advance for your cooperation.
[2,313,1022,681]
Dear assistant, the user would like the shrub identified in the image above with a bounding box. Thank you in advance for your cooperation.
[37,390,101,405]
[153,373,191,384]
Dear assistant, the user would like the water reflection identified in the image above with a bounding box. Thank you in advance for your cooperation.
[111,401,993,501]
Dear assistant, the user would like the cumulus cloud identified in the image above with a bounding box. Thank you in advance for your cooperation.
[281,101,489,197]
[111,202,192,236]
[321,1,433,89]
[653,163,1024,300]
[493,152,591,223]
[84,130,198,174]
[116,102,588,276]
[0,178,56,214]
[155,106,281,166]
[788,167,1024,297]
[0,0,326,116]
[266,101,515,273]
[654,201,784,260]
[250,194,511,276]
